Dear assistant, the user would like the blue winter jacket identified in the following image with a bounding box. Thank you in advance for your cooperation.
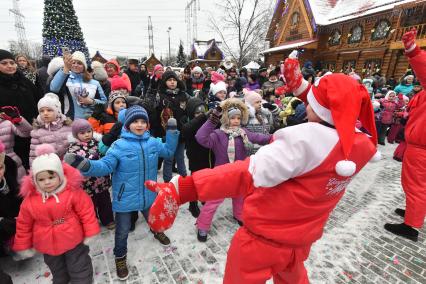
[82,129,179,212]
[50,69,107,119]
[393,83,413,96]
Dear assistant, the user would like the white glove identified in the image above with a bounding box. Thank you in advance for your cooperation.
[83,236,97,246]
[13,248,36,261]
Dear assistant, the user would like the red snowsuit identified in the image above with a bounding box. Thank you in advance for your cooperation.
[178,122,376,283]
[13,164,100,256]
[402,46,426,228]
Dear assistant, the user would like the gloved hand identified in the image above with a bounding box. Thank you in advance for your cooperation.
[209,105,222,124]
[0,106,22,124]
[102,122,122,147]
[63,153,90,171]
[275,85,290,96]
[166,118,177,131]
[283,56,303,93]
[262,102,275,110]
[402,28,417,52]
[13,248,36,261]
[144,180,180,232]
[83,236,97,246]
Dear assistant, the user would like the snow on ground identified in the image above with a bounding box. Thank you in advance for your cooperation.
[2,143,426,283]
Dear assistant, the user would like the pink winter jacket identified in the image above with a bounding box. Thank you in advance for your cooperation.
[29,115,72,165]
[0,118,32,181]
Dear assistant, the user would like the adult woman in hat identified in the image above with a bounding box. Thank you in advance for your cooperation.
[0,49,41,169]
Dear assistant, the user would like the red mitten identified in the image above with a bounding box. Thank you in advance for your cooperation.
[0,106,22,124]
[145,180,180,232]
[283,57,303,93]
[275,85,290,96]
[402,28,417,51]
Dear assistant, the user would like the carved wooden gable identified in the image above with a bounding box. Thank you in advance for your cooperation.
[275,0,315,45]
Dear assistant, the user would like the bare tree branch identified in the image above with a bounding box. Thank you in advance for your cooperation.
[209,0,273,67]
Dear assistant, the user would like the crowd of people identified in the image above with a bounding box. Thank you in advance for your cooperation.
[0,28,424,284]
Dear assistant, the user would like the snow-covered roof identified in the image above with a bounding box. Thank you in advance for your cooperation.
[244,61,261,69]
[308,0,417,25]
[192,39,224,59]
[261,39,318,54]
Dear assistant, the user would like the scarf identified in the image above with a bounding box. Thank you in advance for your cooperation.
[20,67,37,84]
[220,126,253,163]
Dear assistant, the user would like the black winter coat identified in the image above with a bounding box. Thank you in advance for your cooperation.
[0,71,41,169]
[124,69,141,96]
[0,156,21,253]
[181,98,214,172]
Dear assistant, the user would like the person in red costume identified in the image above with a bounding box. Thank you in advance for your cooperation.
[143,51,380,284]
[384,29,426,242]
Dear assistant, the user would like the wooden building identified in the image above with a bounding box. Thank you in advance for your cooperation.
[143,54,162,73]
[189,39,225,68]
[263,0,426,80]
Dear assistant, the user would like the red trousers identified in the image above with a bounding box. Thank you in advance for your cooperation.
[224,228,311,284]
[402,145,426,228]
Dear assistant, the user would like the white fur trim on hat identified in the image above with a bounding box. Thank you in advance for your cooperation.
[335,160,356,177]
[37,93,62,115]
[72,51,87,70]
[307,88,334,125]
[47,57,64,76]
[294,78,310,96]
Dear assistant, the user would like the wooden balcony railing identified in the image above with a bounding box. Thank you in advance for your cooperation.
[390,23,426,49]
[393,23,426,42]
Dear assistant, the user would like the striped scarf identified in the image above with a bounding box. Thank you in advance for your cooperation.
[220,126,253,163]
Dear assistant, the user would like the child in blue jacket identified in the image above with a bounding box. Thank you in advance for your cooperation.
[64,105,178,281]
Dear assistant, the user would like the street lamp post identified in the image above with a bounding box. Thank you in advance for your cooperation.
[167,27,172,65]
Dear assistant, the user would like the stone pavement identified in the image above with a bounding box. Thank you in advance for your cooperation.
[2,144,426,284]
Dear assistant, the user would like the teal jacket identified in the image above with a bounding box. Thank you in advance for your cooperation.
[83,129,178,212]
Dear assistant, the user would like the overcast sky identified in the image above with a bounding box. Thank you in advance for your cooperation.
[0,0,226,59]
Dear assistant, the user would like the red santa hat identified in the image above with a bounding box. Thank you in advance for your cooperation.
[307,73,378,176]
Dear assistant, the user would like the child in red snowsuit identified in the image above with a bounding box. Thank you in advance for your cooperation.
[143,51,379,283]
[385,29,426,242]
[13,144,100,283]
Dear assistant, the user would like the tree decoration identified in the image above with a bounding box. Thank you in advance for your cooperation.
[42,0,90,62]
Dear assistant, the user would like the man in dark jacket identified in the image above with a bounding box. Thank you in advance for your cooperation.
[36,55,51,94]
[181,97,214,217]
[124,59,141,96]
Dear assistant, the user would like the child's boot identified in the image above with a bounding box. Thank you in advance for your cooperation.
[115,255,129,280]
[197,229,208,242]
[151,230,171,246]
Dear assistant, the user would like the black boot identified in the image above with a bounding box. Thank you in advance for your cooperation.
[189,202,200,218]
[394,208,405,218]
[384,223,418,242]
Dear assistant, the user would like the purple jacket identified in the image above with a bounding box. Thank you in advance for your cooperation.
[195,119,271,166]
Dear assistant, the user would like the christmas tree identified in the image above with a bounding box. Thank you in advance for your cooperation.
[176,42,187,68]
[42,0,90,61]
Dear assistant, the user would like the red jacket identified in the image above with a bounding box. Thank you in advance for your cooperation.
[185,123,376,247]
[405,47,426,147]
[13,164,100,256]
